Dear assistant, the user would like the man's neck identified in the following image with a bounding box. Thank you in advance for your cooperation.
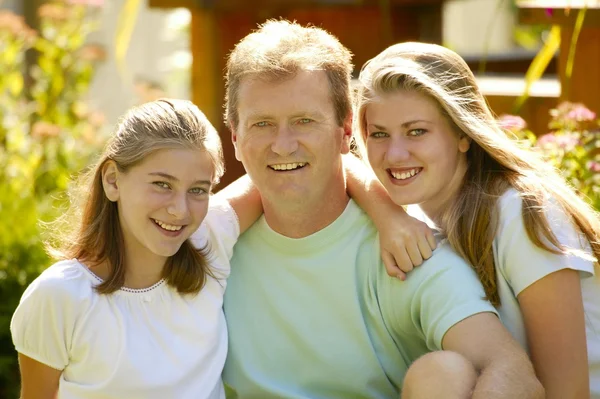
[262,186,350,239]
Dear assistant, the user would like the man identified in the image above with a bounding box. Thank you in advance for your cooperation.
[222,20,543,398]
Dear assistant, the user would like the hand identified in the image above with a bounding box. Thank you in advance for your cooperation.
[378,211,437,280]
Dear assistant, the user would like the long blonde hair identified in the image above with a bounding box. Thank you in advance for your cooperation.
[49,99,225,294]
[354,42,600,306]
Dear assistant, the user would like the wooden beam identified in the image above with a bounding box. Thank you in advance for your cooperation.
[558,26,600,104]
[518,5,600,27]
[148,0,443,11]
[189,8,220,126]
[518,0,600,7]
[148,0,199,8]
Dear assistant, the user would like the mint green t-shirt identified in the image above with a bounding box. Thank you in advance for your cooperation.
[223,200,495,398]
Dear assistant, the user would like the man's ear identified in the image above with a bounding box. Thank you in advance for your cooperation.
[340,113,353,155]
[231,122,242,162]
[102,160,120,202]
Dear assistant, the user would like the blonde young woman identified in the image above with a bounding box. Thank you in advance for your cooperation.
[354,42,600,399]
[11,98,432,398]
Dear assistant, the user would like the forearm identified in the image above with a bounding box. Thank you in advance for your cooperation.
[214,174,263,233]
[472,358,544,399]
[343,154,404,227]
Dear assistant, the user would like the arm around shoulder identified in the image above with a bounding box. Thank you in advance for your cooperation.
[214,174,262,234]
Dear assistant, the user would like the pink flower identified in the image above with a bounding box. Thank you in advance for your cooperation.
[31,121,61,139]
[588,161,600,173]
[537,133,579,151]
[498,114,527,131]
[67,0,104,6]
[566,104,596,122]
[78,44,107,62]
[555,133,580,150]
[537,133,556,147]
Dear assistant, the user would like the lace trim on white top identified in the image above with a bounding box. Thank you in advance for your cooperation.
[77,260,166,293]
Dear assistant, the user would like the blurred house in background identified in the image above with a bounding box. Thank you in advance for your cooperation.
[5,0,191,127]
[5,0,581,186]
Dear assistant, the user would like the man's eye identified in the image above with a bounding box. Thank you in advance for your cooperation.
[298,118,312,124]
[254,121,269,127]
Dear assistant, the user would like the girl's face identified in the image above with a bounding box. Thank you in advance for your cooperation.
[104,147,214,263]
[364,90,471,219]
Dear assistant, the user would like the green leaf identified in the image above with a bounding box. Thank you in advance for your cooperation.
[6,72,23,96]
[115,0,142,78]
[514,25,561,112]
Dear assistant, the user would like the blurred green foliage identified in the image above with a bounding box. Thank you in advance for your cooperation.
[499,102,600,210]
[0,2,105,396]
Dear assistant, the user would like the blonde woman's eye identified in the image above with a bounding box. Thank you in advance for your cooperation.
[409,129,426,137]
[369,131,388,138]
[189,187,208,195]
[153,181,170,189]
[254,121,268,128]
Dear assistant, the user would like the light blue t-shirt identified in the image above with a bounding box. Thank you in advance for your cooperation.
[223,200,496,398]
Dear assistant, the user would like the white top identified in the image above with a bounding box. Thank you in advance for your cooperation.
[10,198,239,399]
[409,189,600,396]
[494,189,600,397]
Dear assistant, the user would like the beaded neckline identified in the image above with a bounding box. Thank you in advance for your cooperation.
[78,261,166,293]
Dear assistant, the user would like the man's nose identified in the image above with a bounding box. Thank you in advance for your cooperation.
[271,126,298,156]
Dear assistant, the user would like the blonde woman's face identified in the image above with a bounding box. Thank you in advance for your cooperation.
[364,90,470,219]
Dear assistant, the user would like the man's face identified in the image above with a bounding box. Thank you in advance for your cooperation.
[232,70,351,207]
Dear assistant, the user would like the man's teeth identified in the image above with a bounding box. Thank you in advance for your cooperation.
[154,220,183,231]
[391,168,420,180]
[270,162,307,171]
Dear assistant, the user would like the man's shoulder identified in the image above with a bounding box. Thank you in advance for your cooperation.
[375,241,476,296]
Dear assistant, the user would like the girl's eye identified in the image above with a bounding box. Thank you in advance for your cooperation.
[409,128,426,137]
[153,181,170,189]
[189,187,208,195]
[369,131,388,138]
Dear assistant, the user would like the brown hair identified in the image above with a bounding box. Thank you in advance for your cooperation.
[224,19,354,129]
[49,99,225,295]
[354,42,600,306]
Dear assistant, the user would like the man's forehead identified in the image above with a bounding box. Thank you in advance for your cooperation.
[237,72,334,117]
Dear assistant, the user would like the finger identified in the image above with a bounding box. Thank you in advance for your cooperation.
[416,236,434,260]
[426,229,437,250]
[406,241,424,267]
[392,249,414,275]
[381,250,406,280]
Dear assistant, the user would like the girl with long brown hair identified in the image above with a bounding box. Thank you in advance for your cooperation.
[11,99,241,398]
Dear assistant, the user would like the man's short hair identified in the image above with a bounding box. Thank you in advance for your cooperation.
[224,19,354,129]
